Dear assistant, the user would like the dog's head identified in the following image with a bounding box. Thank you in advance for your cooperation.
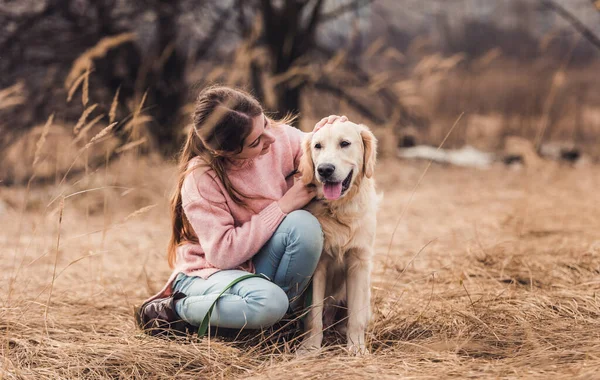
[299,121,377,201]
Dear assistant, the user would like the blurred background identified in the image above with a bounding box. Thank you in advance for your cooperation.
[2,0,600,186]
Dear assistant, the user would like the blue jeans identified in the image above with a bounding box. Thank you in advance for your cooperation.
[172,210,323,330]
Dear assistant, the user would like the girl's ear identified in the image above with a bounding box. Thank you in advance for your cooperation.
[360,125,377,178]
[298,134,315,185]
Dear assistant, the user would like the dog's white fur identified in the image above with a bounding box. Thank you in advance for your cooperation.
[298,121,378,354]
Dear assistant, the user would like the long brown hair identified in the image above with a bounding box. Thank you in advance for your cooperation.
[167,86,293,268]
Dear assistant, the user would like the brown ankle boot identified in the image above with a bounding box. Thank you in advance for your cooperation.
[135,291,197,337]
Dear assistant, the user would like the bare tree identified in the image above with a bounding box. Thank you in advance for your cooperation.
[232,0,422,128]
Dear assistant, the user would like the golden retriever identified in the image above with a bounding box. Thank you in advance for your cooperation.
[298,121,378,354]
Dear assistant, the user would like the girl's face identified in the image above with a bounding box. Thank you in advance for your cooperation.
[232,113,276,160]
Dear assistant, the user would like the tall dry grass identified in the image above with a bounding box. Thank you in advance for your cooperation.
[2,34,600,379]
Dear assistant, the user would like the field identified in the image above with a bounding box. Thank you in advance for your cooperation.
[2,155,600,379]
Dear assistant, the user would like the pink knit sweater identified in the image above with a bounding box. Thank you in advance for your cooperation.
[145,124,305,303]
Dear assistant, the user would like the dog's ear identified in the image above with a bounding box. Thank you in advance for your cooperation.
[360,125,378,178]
[298,133,315,185]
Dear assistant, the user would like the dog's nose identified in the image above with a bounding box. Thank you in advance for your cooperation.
[317,164,335,178]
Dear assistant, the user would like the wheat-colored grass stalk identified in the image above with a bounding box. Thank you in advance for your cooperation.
[123,204,157,222]
[8,113,56,295]
[128,91,148,136]
[85,122,118,147]
[474,47,502,68]
[438,53,466,71]
[125,92,149,151]
[0,81,26,110]
[270,65,314,87]
[44,197,64,335]
[73,104,98,135]
[115,138,147,154]
[135,91,148,118]
[47,121,119,209]
[323,50,347,74]
[11,113,55,272]
[82,63,91,106]
[364,37,385,59]
[67,71,87,102]
[368,72,391,93]
[206,66,226,84]
[102,86,120,251]
[109,86,121,124]
[155,42,176,71]
[65,33,136,88]
[33,114,54,167]
[382,47,406,63]
[121,115,152,133]
[71,114,105,145]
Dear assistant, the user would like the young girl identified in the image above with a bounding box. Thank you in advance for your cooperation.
[135,86,347,336]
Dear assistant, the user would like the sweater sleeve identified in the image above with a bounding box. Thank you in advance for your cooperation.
[181,170,287,269]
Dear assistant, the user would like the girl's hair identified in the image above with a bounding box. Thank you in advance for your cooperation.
[167,86,294,268]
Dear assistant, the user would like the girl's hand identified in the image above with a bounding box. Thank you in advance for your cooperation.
[313,115,348,132]
[278,180,317,214]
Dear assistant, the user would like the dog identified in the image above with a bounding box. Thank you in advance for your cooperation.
[297,120,378,354]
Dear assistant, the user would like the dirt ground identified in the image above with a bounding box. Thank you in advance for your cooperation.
[2,157,600,379]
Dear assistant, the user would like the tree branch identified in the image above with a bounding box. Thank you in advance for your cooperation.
[314,44,425,128]
[313,80,385,125]
[541,0,600,52]
[305,0,325,37]
[319,0,373,23]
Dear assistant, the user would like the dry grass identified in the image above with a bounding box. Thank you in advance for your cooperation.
[2,153,600,378]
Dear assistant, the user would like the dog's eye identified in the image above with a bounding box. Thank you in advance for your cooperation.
[314,143,322,149]
[340,141,351,148]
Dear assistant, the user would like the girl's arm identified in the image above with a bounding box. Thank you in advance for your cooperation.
[181,172,286,269]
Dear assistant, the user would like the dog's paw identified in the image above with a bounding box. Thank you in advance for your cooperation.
[296,344,322,357]
[347,343,369,356]
[297,333,324,357]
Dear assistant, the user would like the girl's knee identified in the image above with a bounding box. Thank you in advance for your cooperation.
[284,210,323,254]
[249,283,288,327]
[286,210,321,231]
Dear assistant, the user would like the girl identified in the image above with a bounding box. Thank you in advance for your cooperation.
[135,86,347,336]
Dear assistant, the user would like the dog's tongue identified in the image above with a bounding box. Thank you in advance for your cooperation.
[323,182,342,200]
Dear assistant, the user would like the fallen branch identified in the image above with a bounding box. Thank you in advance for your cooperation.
[541,0,600,52]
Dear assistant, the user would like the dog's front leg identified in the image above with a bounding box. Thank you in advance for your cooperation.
[346,250,372,354]
[298,262,327,353]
